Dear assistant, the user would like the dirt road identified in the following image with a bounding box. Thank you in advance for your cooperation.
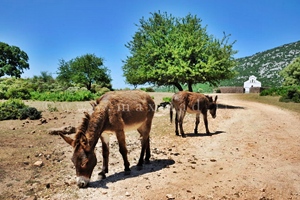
[0,93,299,199]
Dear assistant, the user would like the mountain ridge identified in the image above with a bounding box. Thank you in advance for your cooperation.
[221,40,300,87]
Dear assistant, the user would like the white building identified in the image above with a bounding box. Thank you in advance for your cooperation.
[244,75,261,93]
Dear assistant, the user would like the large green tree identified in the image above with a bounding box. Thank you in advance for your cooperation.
[0,42,29,78]
[123,12,237,91]
[280,56,300,86]
[56,54,111,90]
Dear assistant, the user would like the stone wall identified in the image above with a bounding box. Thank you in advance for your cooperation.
[219,86,267,93]
[249,87,261,93]
[219,87,244,93]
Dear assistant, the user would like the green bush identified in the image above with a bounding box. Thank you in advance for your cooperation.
[19,107,42,120]
[140,87,155,92]
[30,90,97,101]
[5,87,31,99]
[0,99,41,120]
[0,99,26,120]
[260,87,297,96]
[279,88,300,103]
[260,86,300,103]
[0,89,6,99]
[162,97,172,102]
[96,87,110,97]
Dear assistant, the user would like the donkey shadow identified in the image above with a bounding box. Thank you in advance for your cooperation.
[217,103,244,109]
[89,158,175,188]
[184,130,225,137]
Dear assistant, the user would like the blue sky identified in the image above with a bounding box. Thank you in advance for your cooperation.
[1,0,299,89]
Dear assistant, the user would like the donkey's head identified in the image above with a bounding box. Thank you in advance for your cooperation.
[59,112,97,188]
[207,95,218,118]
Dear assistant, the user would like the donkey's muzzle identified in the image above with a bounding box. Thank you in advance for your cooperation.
[76,176,90,188]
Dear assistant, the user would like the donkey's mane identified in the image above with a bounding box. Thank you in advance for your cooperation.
[74,112,90,141]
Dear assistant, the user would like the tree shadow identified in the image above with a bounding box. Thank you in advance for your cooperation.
[88,158,175,188]
[218,103,244,109]
[184,130,225,137]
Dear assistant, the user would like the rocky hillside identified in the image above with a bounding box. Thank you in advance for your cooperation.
[221,40,300,87]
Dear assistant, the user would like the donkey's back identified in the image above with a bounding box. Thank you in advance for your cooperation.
[95,90,155,131]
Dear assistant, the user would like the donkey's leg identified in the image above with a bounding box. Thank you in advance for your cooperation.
[137,114,153,170]
[145,136,151,164]
[175,112,180,136]
[203,112,211,135]
[178,110,186,138]
[98,133,109,179]
[116,130,131,175]
[194,113,200,134]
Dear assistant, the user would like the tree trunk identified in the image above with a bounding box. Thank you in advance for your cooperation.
[188,82,193,92]
[173,82,183,91]
[87,81,92,91]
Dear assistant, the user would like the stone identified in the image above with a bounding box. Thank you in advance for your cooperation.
[166,194,175,199]
[125,192,130,196]
[33,160,43,167]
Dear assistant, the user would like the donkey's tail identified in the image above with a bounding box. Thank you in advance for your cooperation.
[170,103,173,123]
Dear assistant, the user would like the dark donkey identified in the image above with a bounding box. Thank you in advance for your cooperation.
[170,91,218,138]
[59,90,155,188]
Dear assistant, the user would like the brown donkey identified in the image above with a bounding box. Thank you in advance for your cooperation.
[59,90,155,188]
[170,91,218,138]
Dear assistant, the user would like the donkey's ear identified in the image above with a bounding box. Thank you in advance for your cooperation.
[59,133,75,147]
[79,132,91,152]
[214,95,218,102]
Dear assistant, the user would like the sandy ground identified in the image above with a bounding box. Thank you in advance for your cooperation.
[0,93,299,200]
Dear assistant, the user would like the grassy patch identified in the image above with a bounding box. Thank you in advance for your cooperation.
[235,94,300,114]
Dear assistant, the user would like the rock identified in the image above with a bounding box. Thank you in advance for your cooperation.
[166,194,175,199]
[39,118,47,125]
[33,160,43,167]
[125,192,130,196]
[47,126,76,135]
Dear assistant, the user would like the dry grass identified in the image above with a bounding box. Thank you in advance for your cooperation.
[233,93,300,114]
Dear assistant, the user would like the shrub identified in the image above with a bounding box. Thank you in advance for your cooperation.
[5,87,31,99]
[279,88,300,103]
[19,107,42,120]
[47,104,58,112]
[0,99,42,120]
[162,97,172,102]
[0,99,26,120]
[30,90,97,101]
[140,87,155,92]
[95,87,110,97]
[261,86,300,103]
[0,89,6,99]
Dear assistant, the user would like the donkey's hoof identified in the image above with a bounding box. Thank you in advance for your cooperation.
[98,172,106,180]
[181,134,186,138]
[145,160,151,165]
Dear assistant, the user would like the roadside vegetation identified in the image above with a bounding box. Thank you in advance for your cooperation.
[235,93,300,114]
